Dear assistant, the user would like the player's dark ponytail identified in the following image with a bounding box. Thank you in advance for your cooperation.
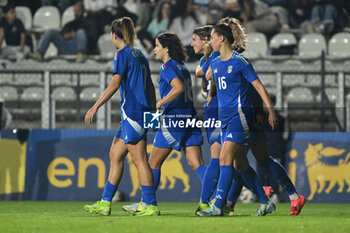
[157,32,188,62]
[110,17,135,47]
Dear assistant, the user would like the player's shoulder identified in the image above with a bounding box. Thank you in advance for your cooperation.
[114,45,129,61]
[232,51,251,66]
[211,55,221,67]
[199,56,206,66]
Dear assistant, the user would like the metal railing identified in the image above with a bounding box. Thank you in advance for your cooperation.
[1,57,350,131]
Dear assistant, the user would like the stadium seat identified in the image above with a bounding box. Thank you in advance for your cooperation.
[325,74,337,87]
[298,33,326,57]
[0,74,14,84]
[51,86,77,101]
[0,0,7,7]
[269,33,297,49]
[80,87,100,102]
[282,60,306,86]
[328,32,350,57]
[0,86,18,101]
[61,6,74,26]
[20,87,45,101]
[244,33,268,58]
[316,88,338,103]
[15,6,32,30]
[15,73,43,85]
[33,6,60,30]
[98,33,116,59]
[286,87,314,103]
[265,86,276,96]
[345,74,350,87]
[51,73,77,86]
[80,74,100,86]
[259,74,276,86]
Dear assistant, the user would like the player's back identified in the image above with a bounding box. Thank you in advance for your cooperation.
[114,45,153,121]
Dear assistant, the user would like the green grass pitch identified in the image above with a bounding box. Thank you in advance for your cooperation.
[1,202,350,233]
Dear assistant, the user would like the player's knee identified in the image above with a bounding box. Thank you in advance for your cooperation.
[148,157,162,170]
[186,159,198,171]
[219,153,231,166]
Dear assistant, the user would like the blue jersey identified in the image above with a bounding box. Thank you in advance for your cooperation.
[200,51,220,95]
[199,51,220,108]
[113,45,153,121]
[211,51,258,127]
[159,58,195,115]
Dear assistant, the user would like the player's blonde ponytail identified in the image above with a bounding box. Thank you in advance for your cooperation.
[217,17,247,53]
[110,17,135,47]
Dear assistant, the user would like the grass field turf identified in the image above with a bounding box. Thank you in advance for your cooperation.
[1,202,350,233]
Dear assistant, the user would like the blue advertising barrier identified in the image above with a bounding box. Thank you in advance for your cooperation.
[285,133,350,203]
[0,129,210,202]
[1,130,350,203]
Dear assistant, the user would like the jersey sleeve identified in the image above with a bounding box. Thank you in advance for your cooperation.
[201,59,210,74]
[113,51,128,77]
[163,65,178,84]
[241,63,258,83]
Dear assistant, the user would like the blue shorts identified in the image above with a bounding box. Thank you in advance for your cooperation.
[115,118,147,143]
[153,114,203,151]
[220,110,253,144]
[203,103,221,145]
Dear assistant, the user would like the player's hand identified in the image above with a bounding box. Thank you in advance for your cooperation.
[207,95,212,106]
[85,107,97,124]
[268,110,278,130]
[156,102,162,110]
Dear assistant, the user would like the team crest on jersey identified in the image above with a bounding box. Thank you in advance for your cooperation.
[227,66,232,73]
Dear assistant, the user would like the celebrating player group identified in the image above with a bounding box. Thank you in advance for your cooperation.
[83,16,306,217]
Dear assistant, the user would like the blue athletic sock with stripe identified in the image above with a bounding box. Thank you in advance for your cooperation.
[214,165,233,209]
[152,169,161,191]
[101,181,117,202]
[227,168,244,203]
[261,156,297,196]
[241,166,269,204]
[195,164,207,184]
[200,158,220,204]
[141,185,157,206]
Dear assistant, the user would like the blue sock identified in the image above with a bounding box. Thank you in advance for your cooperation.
[200,158,220,204]
[152,169,161,191]
[195,164,207,184]
[227,168,244,203]
[141,185,157,206]
[214,166,233,209]
[241,166,269,204]
[261,156,297,196]
[101,181,117,202]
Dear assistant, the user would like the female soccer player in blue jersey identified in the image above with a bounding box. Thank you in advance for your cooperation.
[191,26,222,209]
[217,17,306,216]
[150,32,206,189]
[83,17,160,216]
[192,25,273,216]
[198,18,279,216]
[122,32,207,214]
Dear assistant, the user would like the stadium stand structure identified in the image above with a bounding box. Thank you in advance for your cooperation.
[0,16,349,131]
